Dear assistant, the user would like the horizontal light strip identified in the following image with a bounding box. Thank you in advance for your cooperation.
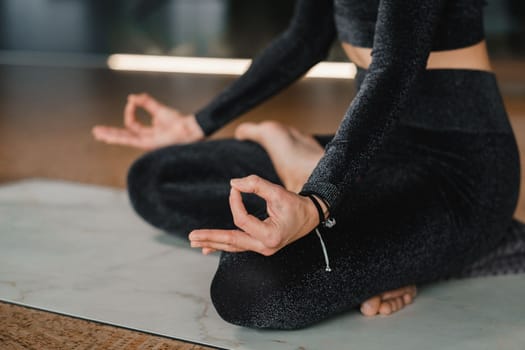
[107,54,356,79]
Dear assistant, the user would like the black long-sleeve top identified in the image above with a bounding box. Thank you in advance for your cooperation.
[194,0,486,211]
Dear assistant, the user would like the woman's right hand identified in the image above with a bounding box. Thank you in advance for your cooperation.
[92,93,205,150]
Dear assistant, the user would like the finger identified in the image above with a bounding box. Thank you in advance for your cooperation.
[124,97,150,133]
[189,229,269,255]
[230,175,281,202]
[93,126,136,141]
[193,241,245,253]
[92,126,151,149]
[229,187,267,235]
[130,93,164,115]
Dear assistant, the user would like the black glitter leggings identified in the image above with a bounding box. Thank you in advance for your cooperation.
[127,69,522,329]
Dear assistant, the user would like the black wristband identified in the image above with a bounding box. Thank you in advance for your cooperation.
[305,194,325,227]
[300,191,337,228]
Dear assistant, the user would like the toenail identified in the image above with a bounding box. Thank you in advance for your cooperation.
[361,302,372,314]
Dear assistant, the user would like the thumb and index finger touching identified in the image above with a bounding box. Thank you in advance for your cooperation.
[124,93,162,133]
[230,175,282,202]
[229,175,285,236]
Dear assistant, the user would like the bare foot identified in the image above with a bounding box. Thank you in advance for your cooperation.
[235,121,418,317]
[360,285,417,316]
[234,121,324,193]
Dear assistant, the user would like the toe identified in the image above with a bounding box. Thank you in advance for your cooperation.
[379,301,392,315]
[381,286,412,299]
[389,299,399,313]
[375,285,418,316]
[395,296,404,310]
[360,296,381,316]
[403,293,413,304]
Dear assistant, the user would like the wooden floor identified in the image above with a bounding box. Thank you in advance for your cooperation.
[0,302,215,350]
[0,62,524,348]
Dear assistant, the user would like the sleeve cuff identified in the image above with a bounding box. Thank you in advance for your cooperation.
[194,110,218,137]
[299,181,341,212]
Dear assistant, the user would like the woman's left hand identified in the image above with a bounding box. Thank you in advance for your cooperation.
[188,175,319,256]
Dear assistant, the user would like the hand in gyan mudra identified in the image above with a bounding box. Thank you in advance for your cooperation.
[92,93,204,150]
[189,175,320,256]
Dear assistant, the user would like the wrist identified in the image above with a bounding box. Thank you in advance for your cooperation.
[185,114,205,141]
[311,195,330,220]
[300,191,337,230]
[303,195,322,231]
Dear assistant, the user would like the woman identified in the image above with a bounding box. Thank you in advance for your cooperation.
[93,0,523,329]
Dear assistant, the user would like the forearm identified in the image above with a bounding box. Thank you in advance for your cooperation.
[194,0,336,136]
[301,0,446,211]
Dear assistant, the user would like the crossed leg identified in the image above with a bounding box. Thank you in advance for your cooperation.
[234,121,417,316]
[209,146,467,329]
[127,128,420,318]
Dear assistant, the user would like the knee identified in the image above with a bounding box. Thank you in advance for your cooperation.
[126,150,175,232]
[209,254,311,330]
[127,152,158,213]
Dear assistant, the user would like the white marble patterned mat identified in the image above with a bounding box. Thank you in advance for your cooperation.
[1,179,524,350]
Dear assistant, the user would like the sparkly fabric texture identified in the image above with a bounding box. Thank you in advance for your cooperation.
[127,0,524,330]
[333,0,485,50]
[194,0,336,136]
[194,0,490,211]
[449,219,525,279]
[127,68,522,328]
[127,124,522,329]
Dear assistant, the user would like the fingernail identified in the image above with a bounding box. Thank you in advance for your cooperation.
[230,178,240,185]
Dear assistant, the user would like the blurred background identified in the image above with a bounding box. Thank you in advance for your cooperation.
[1,0,524,59]
[0,0,524,219]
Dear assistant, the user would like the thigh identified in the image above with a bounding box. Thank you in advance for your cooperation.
[127,139,281,235]
[210,130,489,329]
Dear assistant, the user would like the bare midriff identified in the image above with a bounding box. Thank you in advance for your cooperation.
[341,40,492,72]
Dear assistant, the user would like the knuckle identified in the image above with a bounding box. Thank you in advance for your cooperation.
[260,248,276,257]
[264,233,281,249]
[225,234,235,245]
[247,174,259,182]
[233,215,245,228]
[268,188,281,202]
[260,120,280,131]
[247,174,260,186]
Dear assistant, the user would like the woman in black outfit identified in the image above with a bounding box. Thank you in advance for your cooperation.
[93,0,524,329]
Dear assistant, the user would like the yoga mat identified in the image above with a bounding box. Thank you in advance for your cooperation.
[1,179,524,350]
